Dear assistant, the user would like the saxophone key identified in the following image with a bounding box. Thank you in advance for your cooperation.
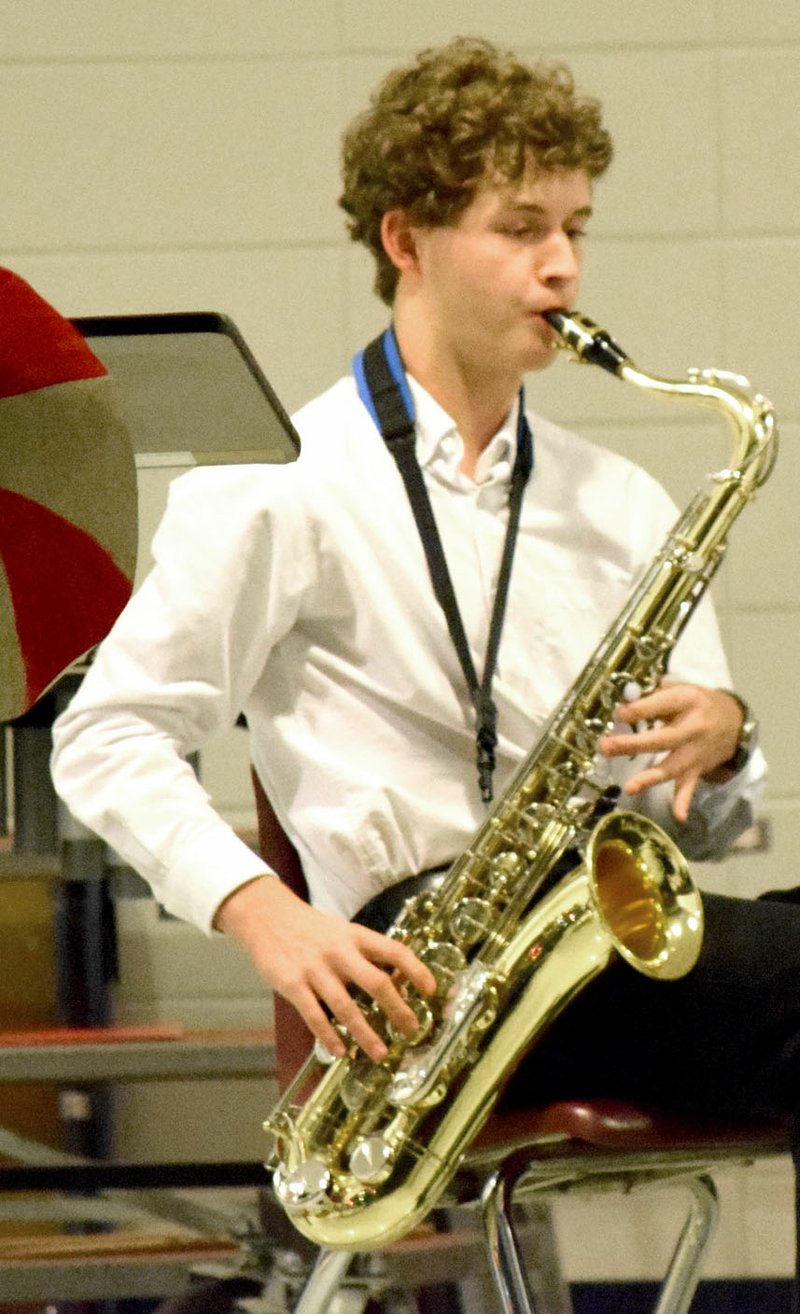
[314,1037,342,1067]
[472,983,499,1031]
[570,720,608,756]
[449,896,493,947]
[387,995,434,1047]
[349,1134,396,1185]
[389,1043,442,1107]
[601,671,636,713]
[273,1157,333,1214]
[419,941,467,996]
[341,1058,382,1111]
[487,849,524,890]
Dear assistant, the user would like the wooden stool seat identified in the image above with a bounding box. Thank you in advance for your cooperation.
[469,1097,790,1155]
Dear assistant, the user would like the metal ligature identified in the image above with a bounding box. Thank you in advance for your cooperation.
[265,311,777,1250]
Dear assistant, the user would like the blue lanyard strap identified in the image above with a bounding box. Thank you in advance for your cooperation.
[354,326,416,433]
[354,328,534,804]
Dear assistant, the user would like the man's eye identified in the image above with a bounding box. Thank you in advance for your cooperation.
[500,224,537,240]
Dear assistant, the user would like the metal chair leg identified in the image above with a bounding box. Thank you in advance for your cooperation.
[480,1157,720,1314]
[517,1200,574,1314]
[291,1247,353,1314]
[481,1167,572,1314]
[650,1174,719,1314]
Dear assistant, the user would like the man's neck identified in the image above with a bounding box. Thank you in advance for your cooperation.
[392,306,521,478]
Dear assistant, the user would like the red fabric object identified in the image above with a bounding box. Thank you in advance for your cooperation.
[0,268,107,399]
[0,487,132,710]
[0,266,137,720]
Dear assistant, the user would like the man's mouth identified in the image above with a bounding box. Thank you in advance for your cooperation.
[529,304,566,321]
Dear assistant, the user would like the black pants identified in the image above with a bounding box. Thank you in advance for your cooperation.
[502,890,800,1302]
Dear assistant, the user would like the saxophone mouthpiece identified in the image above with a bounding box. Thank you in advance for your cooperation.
[545,310,630,377]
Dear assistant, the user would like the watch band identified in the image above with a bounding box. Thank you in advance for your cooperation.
[725,692,758,773]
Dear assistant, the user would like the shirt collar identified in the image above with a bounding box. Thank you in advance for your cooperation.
[406,374,517,483]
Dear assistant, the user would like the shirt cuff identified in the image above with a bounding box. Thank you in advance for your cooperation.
[692,743,766,814]
[157,823,276,935]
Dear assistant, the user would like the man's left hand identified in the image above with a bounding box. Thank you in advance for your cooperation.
[598,680,745,822]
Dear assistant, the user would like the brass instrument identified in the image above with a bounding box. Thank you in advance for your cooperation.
[265,311,777,1251]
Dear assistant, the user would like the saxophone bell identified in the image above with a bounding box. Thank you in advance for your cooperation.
[587,809,703,981]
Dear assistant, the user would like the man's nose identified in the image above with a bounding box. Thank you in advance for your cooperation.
[538,231,580,283]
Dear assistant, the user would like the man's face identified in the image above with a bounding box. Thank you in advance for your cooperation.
[409,168,593,379]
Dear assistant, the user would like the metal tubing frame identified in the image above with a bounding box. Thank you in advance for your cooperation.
[481,1164,536,1314]
[480,1153,723,1314]
[481,1159,573,1314]
[292,1247,354,1314]
[650,1174,719,1314]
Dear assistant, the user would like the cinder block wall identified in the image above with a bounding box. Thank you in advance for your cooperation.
[4,0,798,1281]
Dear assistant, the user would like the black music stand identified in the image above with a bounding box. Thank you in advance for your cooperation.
[71,310,300,468]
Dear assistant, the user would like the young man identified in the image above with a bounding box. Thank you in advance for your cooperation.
[52,37,791,1170]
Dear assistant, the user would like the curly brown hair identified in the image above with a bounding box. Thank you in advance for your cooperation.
[340,36,613,304]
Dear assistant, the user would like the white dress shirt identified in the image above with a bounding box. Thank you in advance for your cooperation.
[51,374,765,932]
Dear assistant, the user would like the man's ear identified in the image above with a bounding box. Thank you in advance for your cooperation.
[380,210,420,277]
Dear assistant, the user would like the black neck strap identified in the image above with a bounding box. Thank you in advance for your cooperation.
[355,328,533,803]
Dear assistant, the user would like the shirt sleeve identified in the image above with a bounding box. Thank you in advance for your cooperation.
[632,745,766,861]
[51,464,313,933]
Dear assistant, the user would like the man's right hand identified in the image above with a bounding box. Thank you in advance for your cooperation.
[214,876,437,1063]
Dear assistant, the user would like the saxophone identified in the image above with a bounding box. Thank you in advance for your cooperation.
[265,311,777,1251]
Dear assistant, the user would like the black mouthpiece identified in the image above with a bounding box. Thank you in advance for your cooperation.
[544,310,630,377]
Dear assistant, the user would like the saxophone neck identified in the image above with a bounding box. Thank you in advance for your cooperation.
[546,309,777,491]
